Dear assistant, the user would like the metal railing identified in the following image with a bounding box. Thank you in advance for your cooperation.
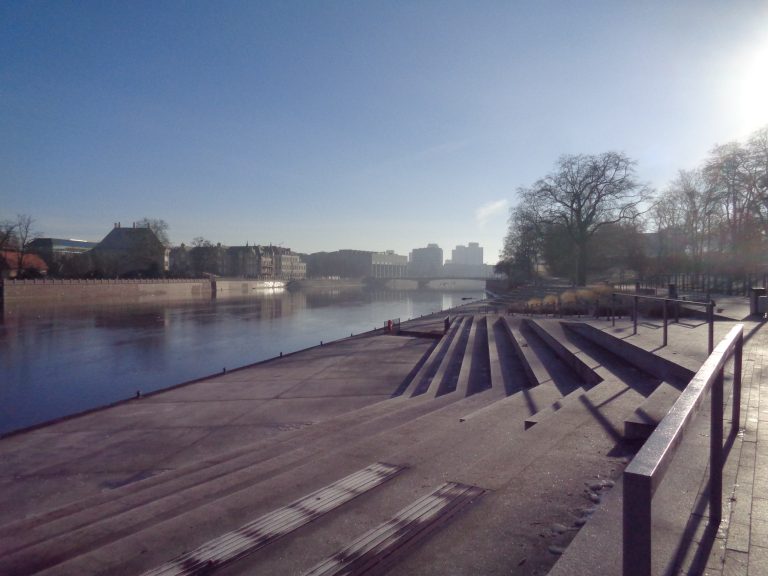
[622,323,743,576]
[612,293,716,353]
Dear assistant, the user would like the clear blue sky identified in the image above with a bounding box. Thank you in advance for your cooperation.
[2,1,767,263]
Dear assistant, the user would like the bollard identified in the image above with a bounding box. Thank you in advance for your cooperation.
[633,296,639,335]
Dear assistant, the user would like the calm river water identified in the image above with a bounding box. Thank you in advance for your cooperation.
[0,287,484,436]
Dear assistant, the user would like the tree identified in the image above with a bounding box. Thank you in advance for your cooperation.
[519,152,651,285]
[0,219,16,252]
[652,169,720,274]
[191,236,213,248]
[703,140,765,275]
[136,218,171,246]
[14,214,39,276]
[499,204,543,282]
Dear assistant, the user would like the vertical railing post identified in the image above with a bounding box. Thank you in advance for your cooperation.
[663,299,668,347]
[675,300,679,323]
[708,301,715,354]
[624,472,652,576]
[710,368,724,523]
[612,293,616,327]
[633,296,639,335]
[733,334,743,429]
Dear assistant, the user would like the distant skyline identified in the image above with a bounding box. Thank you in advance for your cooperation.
[3,2,767,263]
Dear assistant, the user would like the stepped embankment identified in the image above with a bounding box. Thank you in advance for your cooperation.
[2,295,765,575]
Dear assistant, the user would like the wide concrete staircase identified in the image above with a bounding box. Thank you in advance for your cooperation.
[0,312,706,576]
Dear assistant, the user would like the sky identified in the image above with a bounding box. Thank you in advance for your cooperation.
[2,1,768,263]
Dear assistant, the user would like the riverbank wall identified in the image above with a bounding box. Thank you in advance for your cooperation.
[1,278,285,304]
[382,278,487,291]
[289,278,366,290]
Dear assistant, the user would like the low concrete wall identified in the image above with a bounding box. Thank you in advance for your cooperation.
[425,278,486,291]
[523,319,603,386]
[2,278,212,303]
[215,279,285,294]
[382,278,487,291]
[562,322,695,387]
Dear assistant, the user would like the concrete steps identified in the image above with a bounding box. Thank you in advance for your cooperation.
[140,463,405,576]
[0,387,475,538]
[517,320,589,396]
[523,387,587,429]
[623,381,682,440]
[493,316,538,391]
[454,315,481,397]
[0,376,518,575]
[0,314,710,576]
[424,316,473,397]
[519,319,666,430]
[301,482,485,576]
[522,319,603,388]
[561,321,694,387]
[2,375,583,576]
[401,316,467,397]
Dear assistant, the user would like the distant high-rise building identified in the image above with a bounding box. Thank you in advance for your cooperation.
[450,242,483,266]
[408,243,443,277]
[444,242,492,278]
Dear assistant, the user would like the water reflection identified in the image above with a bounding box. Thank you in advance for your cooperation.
[0,287,483,435]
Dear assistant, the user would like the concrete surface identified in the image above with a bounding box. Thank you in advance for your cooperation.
[1,295,765,576]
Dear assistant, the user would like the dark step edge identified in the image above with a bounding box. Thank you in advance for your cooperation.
[560,322,694,388]
[523,387,586,429]
[454,316,482,397]
[521,319,603,387]
[623,381,682,440]
[457,379,565,424]
[486,317,506,396]
[408,316,467,398]
[498,317,539,389]
[428,316,474,398]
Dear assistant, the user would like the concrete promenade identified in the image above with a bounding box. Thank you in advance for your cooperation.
[1,294,766,575]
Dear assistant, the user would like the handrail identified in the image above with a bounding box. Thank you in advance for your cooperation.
[612,292,716,353]
[622,323,743,576]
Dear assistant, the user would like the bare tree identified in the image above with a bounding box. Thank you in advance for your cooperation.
[521,152,651,285]
[499,203,543,283]
[136,217,171,246]
[0,219,16,252]
[191,236,213,248]
[14,214,39,275]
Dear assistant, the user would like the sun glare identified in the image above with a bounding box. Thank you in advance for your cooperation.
[737,35,768,136]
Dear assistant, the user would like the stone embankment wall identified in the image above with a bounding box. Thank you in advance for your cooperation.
[384,278,487,291]
[2,278,212,303]
[290,278,366,290]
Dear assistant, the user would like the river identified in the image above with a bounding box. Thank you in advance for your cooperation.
[0,287,485,436]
